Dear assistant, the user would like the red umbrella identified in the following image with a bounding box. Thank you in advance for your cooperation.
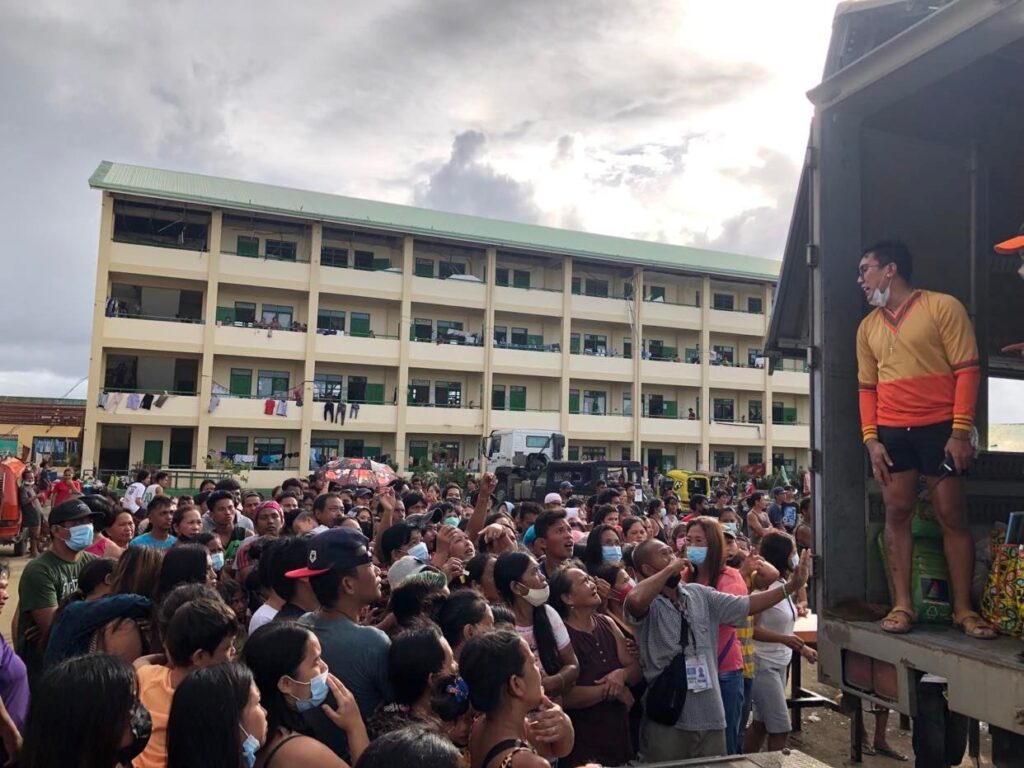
[322,457,397,489]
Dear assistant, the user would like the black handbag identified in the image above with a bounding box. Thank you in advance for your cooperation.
[644,610,690,726]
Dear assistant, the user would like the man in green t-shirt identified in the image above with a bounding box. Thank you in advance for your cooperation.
[15,499,101,684]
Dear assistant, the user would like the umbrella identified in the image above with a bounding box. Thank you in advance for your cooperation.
[322,457,398,489]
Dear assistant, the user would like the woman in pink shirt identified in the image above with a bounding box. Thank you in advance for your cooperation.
[683,515,747,755]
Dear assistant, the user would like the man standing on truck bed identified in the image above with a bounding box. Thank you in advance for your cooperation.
[856,240,996,639]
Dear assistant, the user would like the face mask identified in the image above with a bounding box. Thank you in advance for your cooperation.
[407,541,429,563]
[722,522,738,535]
[790,552,800,570]
[614,581,635,603]
[287,668,330,712]
[687,546,708,567]
[726,554,743,568]
[868,272,892,307]
[66,523,94,552]
[443,517,461,527]
[210,552,225,572]
[115,700,152,767]
[601,545,622,563]
[240,725,260,768]
[518,582,550,607]
[359,521,374,538]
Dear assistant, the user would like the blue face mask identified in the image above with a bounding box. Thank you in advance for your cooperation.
[722,522,738,535]
[602,545,623,563]
[687,546,708,566]
[407,541,429,563]
[211,552,226,572]
[288,668,330,712]
[443,517,461,527]
[66,523,94,552]
[240,725,260,768]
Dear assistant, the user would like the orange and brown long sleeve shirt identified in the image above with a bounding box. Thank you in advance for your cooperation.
[857,290,980,443]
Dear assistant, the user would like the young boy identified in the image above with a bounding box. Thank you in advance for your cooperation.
[130,496,177,549]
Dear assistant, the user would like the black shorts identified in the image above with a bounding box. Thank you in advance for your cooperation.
[877,421,954,477]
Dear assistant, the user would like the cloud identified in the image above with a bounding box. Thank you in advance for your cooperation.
[414,131,542,223]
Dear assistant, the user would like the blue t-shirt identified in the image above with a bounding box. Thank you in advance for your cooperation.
[129,532,178,550]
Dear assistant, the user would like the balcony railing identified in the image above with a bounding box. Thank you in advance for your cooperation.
[408,402,482,409]
[412,334,485,347]
[643,296,700,307]
[106,306,205,324]
[316,328,398,340]
[495,281,562,293]
[102,387,198,396]
[222,248,312,264]
[711,304,764,315]
[494,341,561,353]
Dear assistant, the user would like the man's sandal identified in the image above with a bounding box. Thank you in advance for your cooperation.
[953,611,997,640]
[880,608,916,634]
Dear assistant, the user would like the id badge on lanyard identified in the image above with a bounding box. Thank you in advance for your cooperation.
[685,652,712,692]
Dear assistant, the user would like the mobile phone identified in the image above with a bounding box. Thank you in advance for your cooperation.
[566,507,580,520]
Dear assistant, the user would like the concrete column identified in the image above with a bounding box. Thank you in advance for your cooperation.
[195,210,223,469]
[559,256,572,445]
[481,247,497,471]
[395,236,414,470]
[699,275,712,471]
[82,192,116,473]
[762,283,774,471]
[298,223,323,475]
[632,267,643,464]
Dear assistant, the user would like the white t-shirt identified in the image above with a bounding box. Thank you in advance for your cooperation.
[752,579,797,667]
[249,603,279,635]
[140,483,163,509]
[516,604,571,672]
[124,482,146,513]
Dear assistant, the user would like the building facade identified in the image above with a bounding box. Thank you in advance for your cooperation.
[0,396,85,470]
[82,162,809,488]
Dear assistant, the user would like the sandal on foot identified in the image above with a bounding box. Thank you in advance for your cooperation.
[880,608,916,634]
[874,745,908,761]
[953,611,997,640]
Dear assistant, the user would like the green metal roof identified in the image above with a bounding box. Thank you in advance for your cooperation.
[90,161,780,281]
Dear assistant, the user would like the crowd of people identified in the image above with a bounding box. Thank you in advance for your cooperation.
[6,464,817,767]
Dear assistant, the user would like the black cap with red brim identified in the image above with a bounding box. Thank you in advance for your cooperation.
[994,223,1024,255]
[286,527,372,579]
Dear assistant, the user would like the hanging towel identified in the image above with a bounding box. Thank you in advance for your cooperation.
[126,393,142,410]
[264,399,276,415]
[276,400,288,416]
[154,393,169,408]
[97,392,109,409]
[140,394,154,410]
[208,395,220,413]
[106,392,124,411]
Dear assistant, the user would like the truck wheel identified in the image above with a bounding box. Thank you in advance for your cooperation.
[12,533,26,557]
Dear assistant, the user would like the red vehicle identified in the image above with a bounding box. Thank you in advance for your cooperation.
[0,458,27,556]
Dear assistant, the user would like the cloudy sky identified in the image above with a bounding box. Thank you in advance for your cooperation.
[1,0,1021,423]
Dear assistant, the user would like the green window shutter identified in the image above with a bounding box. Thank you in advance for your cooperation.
[569,391,580,414]
[510,387,527,411]
[784,407,798,424]
[662,346,677,358]
[664,401,678,418]
[363,383,384,404]
[350,313,371,336]
[568,446,580,461]
[513,271,531,289]
[229,369,252,397]
[372,258,391,271]
[526,334,543,347]
[225,436,248,456]
[415,259,434,278]
[570,335,580,354]
[409,442,428,462]
[237,236,259,257]
[363,446,382,460]
[143,440,163,466]
[216,306,235,324]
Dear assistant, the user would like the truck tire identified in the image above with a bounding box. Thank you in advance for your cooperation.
[12,532,26,557]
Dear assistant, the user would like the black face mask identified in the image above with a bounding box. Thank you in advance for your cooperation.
[359,521,374,539]
[342,499,353,512]
[665,572,682,590]
[726,555,743,568]
[116,699,152,767]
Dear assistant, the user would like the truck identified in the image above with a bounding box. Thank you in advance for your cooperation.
[766,0,1024,761]
[482,429,566,470]
[0,458,28,556]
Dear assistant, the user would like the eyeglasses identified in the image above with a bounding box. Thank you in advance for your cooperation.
[858,263,883,278]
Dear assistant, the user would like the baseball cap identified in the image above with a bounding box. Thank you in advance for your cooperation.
[49,499,105,527]
[772,486,785,496]
[523,525,537,547]
[722,527,737,540]
[559,481,574,491]
[544,492,562,505]
[286,528,372,579]
[994,223,1024,255]
[388,556,447,590]
[353,487,374,499]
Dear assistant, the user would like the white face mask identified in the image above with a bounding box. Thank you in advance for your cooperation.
[868,271,892,307]
[518,582,550,607]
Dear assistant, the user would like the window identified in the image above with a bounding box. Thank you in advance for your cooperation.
[496,268,510,286]
[321,246,348,268]
[435,381,462,407]
[439,262,466,279]
[512,270,531,289]
[748,400,763,424]
[261,304,293,327]
[408,379,430,406]
[493,326,508,346]
[623,391,632,417]
[266,240,297,261]
[585,279,609,298]
[237,236,259,257]
[713,451,735,472]
[413,318,433,341]
[748,296,763,314]
[583,390,607,415]
[773,453,797,476]
[257,370,290,398]
[570,333,581,354]
[141,440,162,466]
[350,312,371,337]
[31,437,78,465]
[623,281,634,299]
[225,436,248,457]
[511,327,529,348]
[582,445,607,460]
[647,286,666,302]
[583,334,607,355]
[254,437,287,469]
[623,337,632,359]
[492,385,506,410]
[747,452,763,466]
[621,447,631,461]
[409,440,429,465]
[695,289,701,307]
[310,438,339,469]
[317,309,345,332]
[648,339,664,359]
[713,398,735,421]
[525,435,549,449]
[748,348,762,368]
[437,320,464,341]
[568,446,580,461]
[348,376,368,402]
[353,250,375,270]
[229,368,252,397]
[344,439,365,458]
[509,385,526,411]
[569,388,580,414]
[772,401,785,424]
[234,301,256,324]
[415,258,435,278]
[571,277,581,295]
[313,374,343,400]
[712,345,734,365]
[713,293,734,311]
